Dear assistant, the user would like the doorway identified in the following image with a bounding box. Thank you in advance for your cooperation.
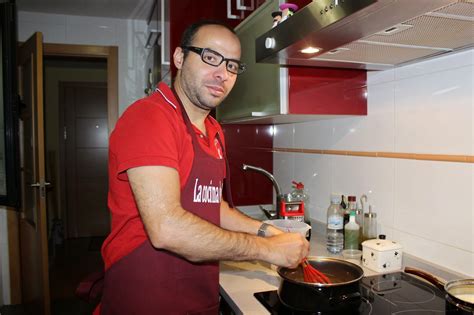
[43,57,109,311]
[44,58,110,239]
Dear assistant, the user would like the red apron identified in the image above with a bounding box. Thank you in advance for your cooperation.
[100,89,233,315]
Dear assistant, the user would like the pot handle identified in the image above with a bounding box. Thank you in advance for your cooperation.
[329,292,361,306]
[404,267,446,291]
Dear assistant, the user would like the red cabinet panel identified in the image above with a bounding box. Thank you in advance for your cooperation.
[223,124,273,206]
[288,67,367,115]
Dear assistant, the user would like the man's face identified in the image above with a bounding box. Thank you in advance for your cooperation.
[175,25,241,111]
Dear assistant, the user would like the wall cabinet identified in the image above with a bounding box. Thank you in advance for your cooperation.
[217,0,367,124]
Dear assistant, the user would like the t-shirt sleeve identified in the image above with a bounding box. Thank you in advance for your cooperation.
[110,99,181,180]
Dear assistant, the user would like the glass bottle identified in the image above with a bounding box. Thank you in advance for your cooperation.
[340,194,347,210]
[343,196,356,235]
[344,211,360,250]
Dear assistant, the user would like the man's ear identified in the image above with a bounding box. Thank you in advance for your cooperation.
[173,47,184,69]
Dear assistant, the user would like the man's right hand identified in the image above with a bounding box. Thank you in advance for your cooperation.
[261,233,309,269]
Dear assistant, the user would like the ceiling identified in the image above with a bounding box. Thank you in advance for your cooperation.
[16,0,155,20]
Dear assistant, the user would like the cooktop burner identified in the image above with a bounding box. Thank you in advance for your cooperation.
[254,272,467,314]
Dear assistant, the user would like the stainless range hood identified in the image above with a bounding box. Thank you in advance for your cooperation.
[256,0,474,70]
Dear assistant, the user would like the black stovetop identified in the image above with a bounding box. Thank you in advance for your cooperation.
[254,272,468,314]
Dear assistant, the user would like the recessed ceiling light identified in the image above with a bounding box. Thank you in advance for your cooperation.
[300,47,320,54]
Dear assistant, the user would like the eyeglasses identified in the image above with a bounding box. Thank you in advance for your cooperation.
[182,46,246,75]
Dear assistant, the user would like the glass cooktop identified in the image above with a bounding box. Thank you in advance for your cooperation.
[254,272,467,314]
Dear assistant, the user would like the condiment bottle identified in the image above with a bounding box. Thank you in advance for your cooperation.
[343,196,356,231]
[363,205,377,242]
[340,194,347,210]
[344,211,360,250]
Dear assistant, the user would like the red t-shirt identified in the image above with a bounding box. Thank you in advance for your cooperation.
[101,82,225,269]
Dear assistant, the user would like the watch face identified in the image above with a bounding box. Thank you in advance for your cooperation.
[258,223,270,237]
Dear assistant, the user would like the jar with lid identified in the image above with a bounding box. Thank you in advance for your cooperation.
[362,205,377,242]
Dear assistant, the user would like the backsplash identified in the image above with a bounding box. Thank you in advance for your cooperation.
[273,49,473,277]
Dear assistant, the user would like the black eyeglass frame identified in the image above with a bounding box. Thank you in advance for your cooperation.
[182,46,246,75]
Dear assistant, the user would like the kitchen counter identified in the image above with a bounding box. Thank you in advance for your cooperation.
[219,220,466,314]
[219,225,378,314]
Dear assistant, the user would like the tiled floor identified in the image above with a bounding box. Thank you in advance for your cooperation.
[1,237,105,315]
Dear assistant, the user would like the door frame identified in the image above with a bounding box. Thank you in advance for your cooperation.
[7,43,118,304]
[43,43,119,132]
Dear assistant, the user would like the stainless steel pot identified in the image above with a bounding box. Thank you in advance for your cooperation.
[277,257,364,312]
[405,267,474,313]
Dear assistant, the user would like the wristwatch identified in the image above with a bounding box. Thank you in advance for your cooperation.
[257,223,271,237]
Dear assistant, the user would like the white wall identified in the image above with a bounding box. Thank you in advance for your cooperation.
[273,49,474,277]
[18,11,149,115]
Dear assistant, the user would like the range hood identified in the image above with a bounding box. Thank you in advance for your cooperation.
[256,0,474,70]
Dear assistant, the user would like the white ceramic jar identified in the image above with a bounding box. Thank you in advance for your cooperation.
[362,237,403,273]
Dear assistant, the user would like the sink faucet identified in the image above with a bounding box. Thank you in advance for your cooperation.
[242,164,283,219]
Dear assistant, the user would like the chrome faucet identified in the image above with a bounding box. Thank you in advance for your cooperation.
[242,164,283,219]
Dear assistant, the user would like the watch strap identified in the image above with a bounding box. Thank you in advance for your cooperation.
[257,222,270,237]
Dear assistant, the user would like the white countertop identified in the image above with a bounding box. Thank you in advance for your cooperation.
[219,260,279,314]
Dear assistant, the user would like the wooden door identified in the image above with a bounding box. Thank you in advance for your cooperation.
[61,82,110,238]
[17,32,51,315]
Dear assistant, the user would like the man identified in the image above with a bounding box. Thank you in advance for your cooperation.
[97,20,309,314]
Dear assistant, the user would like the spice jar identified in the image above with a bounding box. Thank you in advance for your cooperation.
[363,205,377,242]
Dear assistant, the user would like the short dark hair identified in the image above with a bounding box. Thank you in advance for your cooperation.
[180,20,236,59]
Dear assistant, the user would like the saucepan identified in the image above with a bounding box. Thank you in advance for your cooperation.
[405,267,474,313]
[277,257,364,312]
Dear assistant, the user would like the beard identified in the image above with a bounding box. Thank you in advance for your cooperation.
[179,68,231,111]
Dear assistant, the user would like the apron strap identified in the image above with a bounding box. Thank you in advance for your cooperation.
[216,132,234,208]
[170,88,235,208]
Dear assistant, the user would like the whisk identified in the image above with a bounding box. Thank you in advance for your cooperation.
[301,258,331,284]
[283,227,331,284]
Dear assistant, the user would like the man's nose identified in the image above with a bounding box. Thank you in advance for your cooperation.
[214,62,229,80]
